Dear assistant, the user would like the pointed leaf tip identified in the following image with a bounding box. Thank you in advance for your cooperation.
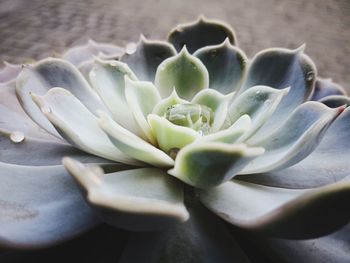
[155,49,209,99]
[64,159,189,231]
[169,142,264,188]
[168,17,236,53]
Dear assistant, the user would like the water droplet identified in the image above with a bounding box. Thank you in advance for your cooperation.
[256,90,261,95]
[10,131,25,143]
[264,99,271,106]
[307,71,314,81]
[126,42,137,54]
[41,105,51,114]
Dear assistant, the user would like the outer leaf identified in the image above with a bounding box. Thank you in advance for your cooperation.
[0,128,113,166]
[194,39,247,94]
[154,47,209,100]
[0,82,57,140]
[311,77,347,101]
[319,95,350,108]
[0,62,21,84]
[63,158,189,231]
[77,52,123,81]
[168,16,236,53]
[120,201,249,263]
[199,177,350,238]
[16,58,107,138]
[62,39,124,66]
[121,36,176,81]
[252,224,350,263]
[241,102,343,174]
[98,111,174,168]
[241,47,317,141]
[77,58,95,81]
[238,106,350,189]
[0,225,128,263]
[0,163,98,249]
[168,142,264,188]
[31,88,140,165]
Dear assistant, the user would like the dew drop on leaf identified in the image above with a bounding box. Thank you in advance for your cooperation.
[41,105,51,114]
[264,99,271,106]
[10,131,25,143]
[307,71,315,81]
[126,42,137,54]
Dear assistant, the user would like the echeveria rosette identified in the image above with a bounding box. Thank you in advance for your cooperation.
[1,16,350,262]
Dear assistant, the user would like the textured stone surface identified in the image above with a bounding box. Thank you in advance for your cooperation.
[0,0,349,89]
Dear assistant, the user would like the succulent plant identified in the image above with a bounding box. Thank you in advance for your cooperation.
[1,17,350,262]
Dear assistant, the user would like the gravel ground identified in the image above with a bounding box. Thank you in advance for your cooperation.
[0,0,349,89]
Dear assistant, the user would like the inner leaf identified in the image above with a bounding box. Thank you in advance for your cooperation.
[164,103,213,135]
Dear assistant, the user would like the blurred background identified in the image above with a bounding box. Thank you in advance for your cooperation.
[0,0,349,88]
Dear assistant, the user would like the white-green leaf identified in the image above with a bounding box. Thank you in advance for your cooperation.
[89,58,143,137]
[16,58,107,137]
[98,111,174,168]
[225,86,289,139]
[63,158,189,231]
[152,88,189,116]
[148,114,200,154]
[197,115,251,144]
[240,47,317,141]
[0,128,113,166]
[200,177,350,238]
[63,39,124,66]
[125,76,161,144]
[154,47,209,100]
[168,142,264,188]
[0,82,57,140]
[0,162,98,249]
[31,88,139,165]
[242,102,343,174]
[239,106,350,189]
